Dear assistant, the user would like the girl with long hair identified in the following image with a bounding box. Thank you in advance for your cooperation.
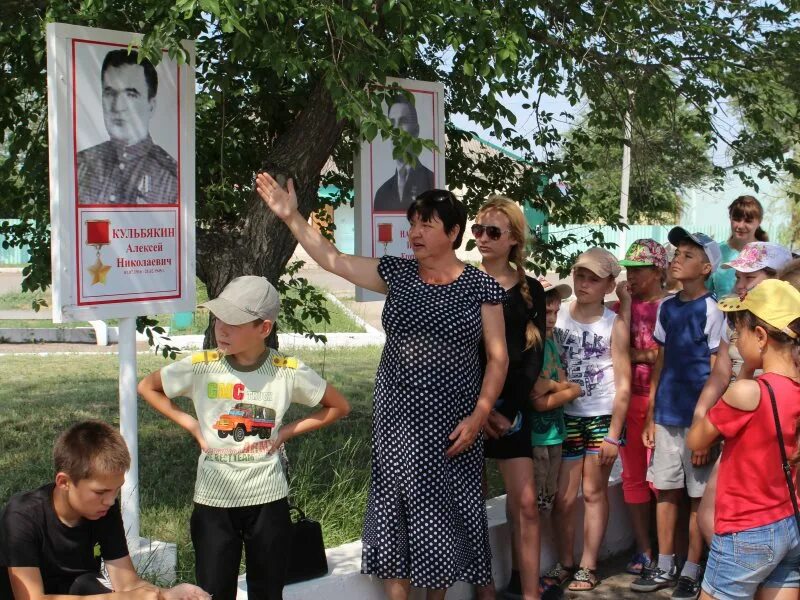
[473,196,547,599]
[708,195,769,297]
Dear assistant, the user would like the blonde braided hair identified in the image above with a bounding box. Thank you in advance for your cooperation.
[479,195,542,351]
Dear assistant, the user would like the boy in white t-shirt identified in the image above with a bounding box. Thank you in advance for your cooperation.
[138,276,351,600]
[542,248,631,592]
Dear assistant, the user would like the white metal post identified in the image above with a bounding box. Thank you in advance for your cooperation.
[618,96,633,258]
[118,317,140,542]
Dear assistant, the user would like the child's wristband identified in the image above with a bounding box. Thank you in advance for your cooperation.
[603,436,620,447]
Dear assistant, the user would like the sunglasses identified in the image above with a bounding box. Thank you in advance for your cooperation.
[471,223,510,240]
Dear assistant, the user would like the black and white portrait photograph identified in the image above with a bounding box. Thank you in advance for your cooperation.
[372,92,436,213]
[74,43,179,205]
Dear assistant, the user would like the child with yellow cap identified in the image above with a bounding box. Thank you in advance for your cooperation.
[687,279,800,599]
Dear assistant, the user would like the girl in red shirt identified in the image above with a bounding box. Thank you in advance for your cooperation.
[687,279,800,600]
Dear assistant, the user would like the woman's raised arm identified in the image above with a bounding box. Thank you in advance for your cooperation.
[256,172,387,294]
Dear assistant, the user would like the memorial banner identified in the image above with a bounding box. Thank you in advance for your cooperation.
[355,78,445,300]
[47,23,195,321]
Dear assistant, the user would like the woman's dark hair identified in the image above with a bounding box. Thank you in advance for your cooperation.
[729,195,768,242]
[406,189,467,249]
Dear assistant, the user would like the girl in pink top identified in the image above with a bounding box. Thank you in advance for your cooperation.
[687,279,800,600]
[614,239,668,575]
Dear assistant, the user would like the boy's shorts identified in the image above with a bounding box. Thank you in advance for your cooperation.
[647,424,717,497]
[702,514,800,600]
[533,444,561,512]
[562,414,620,460]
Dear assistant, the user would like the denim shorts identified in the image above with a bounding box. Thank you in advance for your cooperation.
[702,514,800,600]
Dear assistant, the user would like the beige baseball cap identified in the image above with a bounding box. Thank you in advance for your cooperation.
[538,276,572,300]
[199,276,280,325]
[573,247,621,278]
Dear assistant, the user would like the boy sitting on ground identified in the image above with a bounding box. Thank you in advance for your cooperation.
[0,420,209,600]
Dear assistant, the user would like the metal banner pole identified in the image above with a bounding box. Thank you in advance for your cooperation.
[118,317,140,542]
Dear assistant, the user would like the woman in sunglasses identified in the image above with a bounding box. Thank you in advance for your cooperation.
[473,197,547,600]
[256,174,508,600]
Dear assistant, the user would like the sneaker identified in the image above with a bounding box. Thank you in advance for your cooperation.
[630,561,677,592]
[671,575,700,599]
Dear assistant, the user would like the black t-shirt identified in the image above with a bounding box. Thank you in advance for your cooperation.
[481,276,546,419]
[0,483,128,598]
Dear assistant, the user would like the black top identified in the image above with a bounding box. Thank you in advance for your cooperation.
[481,276,546,420]
[0,483,128,598]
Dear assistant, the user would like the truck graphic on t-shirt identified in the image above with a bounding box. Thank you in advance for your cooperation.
[212,403,275,442]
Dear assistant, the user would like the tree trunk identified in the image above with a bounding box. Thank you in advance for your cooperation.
[197,81,346,348]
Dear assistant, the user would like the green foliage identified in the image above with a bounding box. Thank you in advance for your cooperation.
[567,100,714,223]
[1,0,799,326]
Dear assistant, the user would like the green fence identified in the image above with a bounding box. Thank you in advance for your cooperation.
[547,222,732,256]
[0,220,31,265]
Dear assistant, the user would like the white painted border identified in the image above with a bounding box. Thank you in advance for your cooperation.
[237,485,633,599]
[46,23,196,322]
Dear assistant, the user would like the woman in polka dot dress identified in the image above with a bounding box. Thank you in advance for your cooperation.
[256,176,509,599]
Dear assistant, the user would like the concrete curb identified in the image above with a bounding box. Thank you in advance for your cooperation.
[239,477,632,599]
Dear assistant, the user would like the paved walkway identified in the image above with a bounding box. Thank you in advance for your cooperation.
[562,554,674,599]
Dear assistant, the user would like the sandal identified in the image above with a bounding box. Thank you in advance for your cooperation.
[567,567,600,592]
[540,563,576,587]
[626,552,651,575]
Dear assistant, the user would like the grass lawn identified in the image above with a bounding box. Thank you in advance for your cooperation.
[0,347,380,583]
[0,347,504,584]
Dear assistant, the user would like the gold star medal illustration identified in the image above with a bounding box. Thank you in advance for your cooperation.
[86,219,111,285]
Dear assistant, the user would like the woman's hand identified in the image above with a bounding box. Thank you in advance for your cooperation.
[446,411,485,457]
[484,410,512,439]
[255,172,298,221]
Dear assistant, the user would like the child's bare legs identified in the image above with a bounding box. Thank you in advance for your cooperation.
[498,457,541,600]
[383,578,411,600]
[628,502,652,558]
[698,462,719,545]
[427,588,447,600]
[568,457,614,590]
[656,489,682,557]
[686,497,705,569]
[756,588,800,600]
[552,458,584,568]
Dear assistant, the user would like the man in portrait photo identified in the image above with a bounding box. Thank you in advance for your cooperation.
[373,95,434,212]
[77,49,178,205]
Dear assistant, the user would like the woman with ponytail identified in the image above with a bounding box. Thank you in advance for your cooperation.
[708,195,769,297]
[473,196,548,599]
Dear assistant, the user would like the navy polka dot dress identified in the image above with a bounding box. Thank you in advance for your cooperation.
[361,256,506,589]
